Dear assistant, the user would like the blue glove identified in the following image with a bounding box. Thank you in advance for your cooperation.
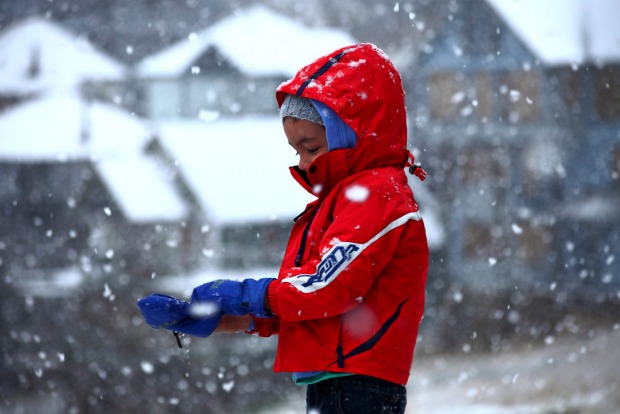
[137,294,222,338]
[191,278,274,318]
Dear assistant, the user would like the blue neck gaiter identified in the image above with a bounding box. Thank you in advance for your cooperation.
[311,99,358,151]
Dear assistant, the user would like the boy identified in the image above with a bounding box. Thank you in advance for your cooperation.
[138,43,429,414]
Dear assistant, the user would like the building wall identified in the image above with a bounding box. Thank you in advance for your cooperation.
[0,160,203,286]
[408,0,620,298]
[142,74,285,119]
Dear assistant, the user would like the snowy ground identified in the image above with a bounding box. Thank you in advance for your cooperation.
[260,325,620,414]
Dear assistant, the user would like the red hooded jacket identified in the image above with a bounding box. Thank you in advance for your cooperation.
[251,43,429,386]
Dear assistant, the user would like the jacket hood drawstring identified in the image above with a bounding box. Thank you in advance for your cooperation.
[404,150,427,181]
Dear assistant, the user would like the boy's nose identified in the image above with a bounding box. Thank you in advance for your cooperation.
[298,158,310,171]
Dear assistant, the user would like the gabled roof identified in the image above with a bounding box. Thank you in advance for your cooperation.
[0,16,126,95]
[0,94,187,222]
[137,6,356,79]
[95,156,188,223]
[156,117,316,224]
[486,0,620,65]
[0,93,147,161]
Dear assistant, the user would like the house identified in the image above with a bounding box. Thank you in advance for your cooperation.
[408,0,620,297]
[0,17,201,293]
[0,16,127,112]
[125,6,353,270]
[0,93,204,294]
[135,6,356,119]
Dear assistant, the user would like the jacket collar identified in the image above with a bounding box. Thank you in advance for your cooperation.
[290,148,352,199]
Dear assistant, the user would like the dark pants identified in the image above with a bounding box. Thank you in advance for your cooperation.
[306,375,407,414]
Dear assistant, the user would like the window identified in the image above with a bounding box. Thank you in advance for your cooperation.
[461,146,510,261]
[0,96,20,113]
[0,165,19,200]
[148,80,181,118]
[464,221,550,265]
[464,221,492,259]
[430,72,465,120]
[500,71,539,123]
[429,72,494,121]
[192,46,236,73]
[595,66,620,120]
[522,140,563,200]
[613,147,620,184]
[475,72,494,119]
[463,221,506,260]
[562,69,582,113]
[461,146,508,186]
[515,222,552,265]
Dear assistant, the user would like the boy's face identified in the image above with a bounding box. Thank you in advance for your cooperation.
[283,117,328,171]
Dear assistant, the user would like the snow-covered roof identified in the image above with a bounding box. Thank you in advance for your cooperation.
[0,93,187,222]
[0,16,126,95]
[156,117,316,225]
[486,0,620,65]
[0,94,147,161]
[13,267,84,298]
[137,6,356,79]
[95,156,188,223]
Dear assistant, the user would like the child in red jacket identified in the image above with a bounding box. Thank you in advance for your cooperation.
[139,43,429,414]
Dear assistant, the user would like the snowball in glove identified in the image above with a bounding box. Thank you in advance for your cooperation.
[137,293,221,338]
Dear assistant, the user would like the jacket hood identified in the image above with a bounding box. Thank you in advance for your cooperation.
[277,43,409,197]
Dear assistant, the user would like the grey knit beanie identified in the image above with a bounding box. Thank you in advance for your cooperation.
[280,94,325,126]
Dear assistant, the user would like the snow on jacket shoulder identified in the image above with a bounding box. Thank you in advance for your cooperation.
[252,43,429,386]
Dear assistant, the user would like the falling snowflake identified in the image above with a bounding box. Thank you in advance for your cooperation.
[140,361,154,374]
[222,380,235,393]
[345,184,369,202]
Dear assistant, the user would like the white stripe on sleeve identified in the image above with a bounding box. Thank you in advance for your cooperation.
[282,212,422,293]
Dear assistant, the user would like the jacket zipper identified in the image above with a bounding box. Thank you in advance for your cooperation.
[332,298,409,368]
[291,50,348,265]
[294,206,318,267]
